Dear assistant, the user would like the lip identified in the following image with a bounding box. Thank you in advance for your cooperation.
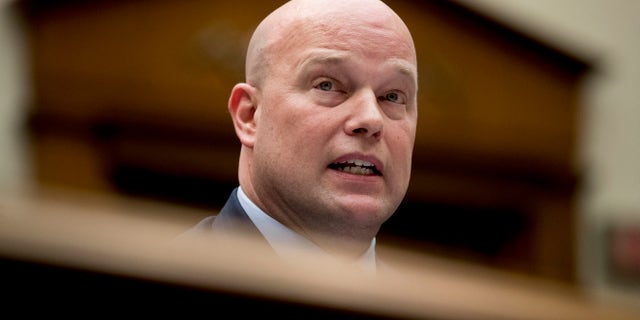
[329,152,384,176]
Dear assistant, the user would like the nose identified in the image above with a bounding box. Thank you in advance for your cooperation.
[344,90,384,139]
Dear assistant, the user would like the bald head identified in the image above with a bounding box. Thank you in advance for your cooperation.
[245,0,416,87]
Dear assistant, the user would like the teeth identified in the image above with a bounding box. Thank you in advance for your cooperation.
[332,159,377,175]
[344,160,374,167]
[338,166,374,175]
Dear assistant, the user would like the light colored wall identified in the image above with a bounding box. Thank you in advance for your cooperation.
[0,0,32,195]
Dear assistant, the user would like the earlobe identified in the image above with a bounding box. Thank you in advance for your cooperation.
[228,83,258,148]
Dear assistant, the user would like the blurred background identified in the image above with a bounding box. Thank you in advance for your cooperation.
[0,0,638,303]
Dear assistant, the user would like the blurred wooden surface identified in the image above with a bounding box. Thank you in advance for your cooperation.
[16,0,591,283]
[1,187,639,319]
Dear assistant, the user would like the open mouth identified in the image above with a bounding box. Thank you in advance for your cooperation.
[328,159,382,176]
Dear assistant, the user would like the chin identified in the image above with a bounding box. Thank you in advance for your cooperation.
[337,197,389,220]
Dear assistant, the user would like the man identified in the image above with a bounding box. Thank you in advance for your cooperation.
[186,0,418,273]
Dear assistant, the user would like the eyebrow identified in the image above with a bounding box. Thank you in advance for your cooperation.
[297,49,351,71]
[388,58,418,83]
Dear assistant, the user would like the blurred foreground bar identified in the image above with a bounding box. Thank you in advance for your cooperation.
[1,188,638,319]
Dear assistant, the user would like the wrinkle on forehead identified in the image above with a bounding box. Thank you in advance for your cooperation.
[245,0,416,87]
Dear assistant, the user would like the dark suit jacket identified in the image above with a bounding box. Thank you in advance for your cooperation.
[182,188,276,253]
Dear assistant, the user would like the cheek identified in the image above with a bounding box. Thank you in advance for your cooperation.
[269,96,336,141]
[258,104,320,158]
[388,124,416,175]
[390,121,416,150]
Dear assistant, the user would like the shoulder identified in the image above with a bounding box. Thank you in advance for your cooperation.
[180,187,261,237]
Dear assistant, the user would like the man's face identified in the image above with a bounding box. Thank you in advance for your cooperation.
[251,16,418,239]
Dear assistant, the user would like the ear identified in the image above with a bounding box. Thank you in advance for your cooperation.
[228,83,259,148]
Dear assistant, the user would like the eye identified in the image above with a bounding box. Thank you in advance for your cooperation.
[310,77,347,106]
[316,80,334,91]
[379,91,406,104]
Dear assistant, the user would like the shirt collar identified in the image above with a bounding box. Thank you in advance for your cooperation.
[236,186,377,274]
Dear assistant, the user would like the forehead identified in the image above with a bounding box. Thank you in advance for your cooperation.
[285,17,413,57]
[268,18,417,75]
